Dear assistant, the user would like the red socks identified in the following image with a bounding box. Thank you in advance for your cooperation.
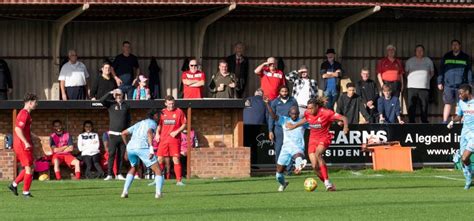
[166,173,171,179]
[55,171,61,180]
[75,172,81,179]
[14,170,26,184]
[320,164,329,181]
[23,173,33,192]
[174,164,182,182]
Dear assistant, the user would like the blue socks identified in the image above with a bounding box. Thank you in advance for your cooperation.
[276,172,285,186]
[123,173,135,194]
[155,175,164,194]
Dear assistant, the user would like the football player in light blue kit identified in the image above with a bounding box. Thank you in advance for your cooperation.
[264,96,308,192]
[120,109,164,198]
[448,84,474,189]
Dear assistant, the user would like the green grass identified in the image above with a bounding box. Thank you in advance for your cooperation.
[1,169,474,220]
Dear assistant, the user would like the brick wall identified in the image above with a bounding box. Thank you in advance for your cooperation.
[190,147,250,178]
[0,149,15,180]
[0,107,248,179]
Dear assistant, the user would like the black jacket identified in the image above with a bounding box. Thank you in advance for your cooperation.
[226,54,249,97]
[148,57,162,99]
[336,93,370,124]
[0,59,12,90]
[99,93,131,132]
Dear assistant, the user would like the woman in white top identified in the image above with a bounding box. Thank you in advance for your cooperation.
[78,121,104,178]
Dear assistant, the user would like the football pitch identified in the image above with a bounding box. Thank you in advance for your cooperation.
[1,169,473,220]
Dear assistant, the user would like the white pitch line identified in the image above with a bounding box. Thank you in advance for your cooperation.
[434,176,465,181]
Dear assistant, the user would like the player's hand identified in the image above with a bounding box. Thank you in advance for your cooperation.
[154,134,160,143]
[447,121,454,129]
[170,131,178,138]
[337,121,344,127]
[343,126,349,135]
[24,142,31,150]
[269,132,274,142]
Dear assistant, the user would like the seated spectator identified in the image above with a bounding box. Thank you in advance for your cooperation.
[181,59,205,98]
[90,62,117,100]
[209,60,237,98]
[50,120,81,180]
[243,88,267,125]
[378,85,405,124]
[356,67,379,123]
[59,50,89,100]
[286,65,318,118]
[78,121,104,178]
[132,75,151,100]
[336,83,370,124]
[254,57,286,100]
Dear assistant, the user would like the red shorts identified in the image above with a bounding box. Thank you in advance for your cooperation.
[157,142,180,157]
[308,139,331,153]
[14,147,33,167]
[52,153,77,167]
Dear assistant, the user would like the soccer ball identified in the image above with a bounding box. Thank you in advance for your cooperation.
[304,177,318,192]
[38,173,49,181]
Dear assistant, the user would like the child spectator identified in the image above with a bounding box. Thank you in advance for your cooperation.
[132,75,151,100]
[50,120,81,180]
[378,84,405,124]
[336,82,370,124]
[78,121,104,178]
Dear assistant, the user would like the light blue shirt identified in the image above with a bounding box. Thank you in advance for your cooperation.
[126,119,157,150]
[277,116,308,152]
[457,98,474,136]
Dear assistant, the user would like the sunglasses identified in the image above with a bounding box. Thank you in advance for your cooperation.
[190,64,198,67]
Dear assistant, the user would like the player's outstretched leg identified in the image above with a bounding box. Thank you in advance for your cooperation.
[309,153,324,182]
[275,165,289,192]
[315,146,335,191]
[121,167,137,198]
[150,162,164,199]
[461,150,473,190]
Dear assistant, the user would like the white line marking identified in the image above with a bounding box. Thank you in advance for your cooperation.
[434,176,465,181]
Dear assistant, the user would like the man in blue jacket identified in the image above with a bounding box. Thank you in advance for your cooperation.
[438,40,473,123]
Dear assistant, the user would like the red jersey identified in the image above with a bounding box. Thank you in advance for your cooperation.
[182,70,206,98]
[258,67,285,100]
[159,108,186,144]
[377,57,404,82]
[13,109,32,150]
[304,107,342,141]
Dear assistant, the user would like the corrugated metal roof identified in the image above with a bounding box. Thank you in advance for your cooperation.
[0,0,472,8]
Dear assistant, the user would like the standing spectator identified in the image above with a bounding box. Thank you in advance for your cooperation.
[405,45,435,123]
[268,85,298,163]
[112,41,140,100]
[377,44,404,98]
[100,89,130,181]
[438,39,473,123]
[59,50,89,100]
[90,62,117,100]
[243,88,267,125]
[226,42,249,98]
[0,59,12,100]
[320,48,343,110]
[156,95,187,186]
[132,75,151,100]
[254,57,286,100]
[50,120,81,180]
[209,60,237,98]
[336,83,370,124]
[378,84,404,124]
[8,93,38,198]
[181,59,206,99]
[356,68,379,123]
[286,65,318,118]
[78,121,104,179]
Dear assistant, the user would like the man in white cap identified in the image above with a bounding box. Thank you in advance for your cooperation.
[99,88,131,181]
[377,44,404,98]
